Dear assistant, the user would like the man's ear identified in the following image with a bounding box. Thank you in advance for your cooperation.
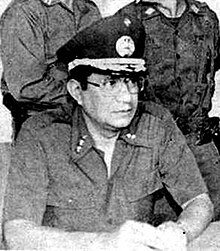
[67,79,83,105]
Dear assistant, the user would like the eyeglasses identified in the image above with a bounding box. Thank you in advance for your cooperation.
[87,76,145,94]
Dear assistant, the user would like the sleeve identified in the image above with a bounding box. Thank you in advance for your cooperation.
[212,10,220,72]
[215,37,220,72]
[0,4,48,102]
[3,128,49,225]
[199,3,220,72]
[159,117,208,207]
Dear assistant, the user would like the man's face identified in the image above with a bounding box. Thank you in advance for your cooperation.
[80,72,138,132]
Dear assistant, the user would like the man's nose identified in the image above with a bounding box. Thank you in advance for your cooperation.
[115,83,132,102]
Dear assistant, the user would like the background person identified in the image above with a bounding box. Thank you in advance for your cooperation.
[0,0,100,138]
[136,0,220,220]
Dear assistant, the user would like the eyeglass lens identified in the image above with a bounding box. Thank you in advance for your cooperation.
[102,77,143,94]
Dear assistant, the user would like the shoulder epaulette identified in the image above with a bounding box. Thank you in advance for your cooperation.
[144,6,157,16]
[22,108,72,134]
[139,101,173,122]
[140,4,160,19]
[188,0,214,15]
[40,0,60,6]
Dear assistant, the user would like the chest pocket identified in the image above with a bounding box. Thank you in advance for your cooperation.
[123,146,163,202]
[46,167,98,210]
[144,35,163,65]
[43,181,101,232]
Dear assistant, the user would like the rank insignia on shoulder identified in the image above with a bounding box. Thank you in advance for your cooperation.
[190,4,200,14]
[41,0,59,6]
[42,0,52,5]
[76,135,87,153]
[124,18,132,27]
[145,7,156,16]
[126,133,136,140]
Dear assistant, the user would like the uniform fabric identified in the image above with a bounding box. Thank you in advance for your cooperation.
[0,0,101,105]
[139,0,220,220]
[140,0,220,130]
[3,102,207,231]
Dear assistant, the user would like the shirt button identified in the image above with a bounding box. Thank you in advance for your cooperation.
[176,76,181,82]
[68,198,73,203]
[107,218,113,225]
[176,53,180,60]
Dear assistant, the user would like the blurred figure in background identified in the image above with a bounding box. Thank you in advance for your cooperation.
[0,1,13,246]
[0,0,101,139]
[137,0,220,220]
[0,62,11,248]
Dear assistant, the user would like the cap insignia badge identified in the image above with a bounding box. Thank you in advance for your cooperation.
[116,36,135,57]
[124,18,131,27]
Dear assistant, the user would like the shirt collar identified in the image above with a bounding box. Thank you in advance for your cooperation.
[142,0,204,18]
[70,106,95,160]
[40,0,91,12]
[70,103,156,161]
[42,0,206,16]
[119,103,148,146]
[177,0,203,15]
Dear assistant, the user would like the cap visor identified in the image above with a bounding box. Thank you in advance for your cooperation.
[68,58,146,73]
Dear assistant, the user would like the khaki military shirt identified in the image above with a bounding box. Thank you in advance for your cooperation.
[4,102,207,231]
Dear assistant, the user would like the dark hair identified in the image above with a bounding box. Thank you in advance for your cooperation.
[68,65,92,90]
[68,65,116,90]
[68,65,148,93]
[68,65,114,90]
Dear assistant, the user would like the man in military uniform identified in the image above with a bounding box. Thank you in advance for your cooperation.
[3,6,213,250]
[137,0,220,220]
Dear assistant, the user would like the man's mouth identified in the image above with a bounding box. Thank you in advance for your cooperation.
[114,108,132,114]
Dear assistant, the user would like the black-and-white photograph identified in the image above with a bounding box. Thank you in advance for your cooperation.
[0,0,220,250]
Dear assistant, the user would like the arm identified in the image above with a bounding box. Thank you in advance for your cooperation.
[211,3,220,72]
[158,193,213,247]
[157,113,213,249]
[177,193,213,242]
[5,219,169,250]
[4,219,100,250]
[8,196,211,251]
[1,3,46,102]
[0,3,68,104]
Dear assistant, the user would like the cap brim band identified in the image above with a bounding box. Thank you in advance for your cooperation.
[68,58,146,72]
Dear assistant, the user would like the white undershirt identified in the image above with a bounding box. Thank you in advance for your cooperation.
[94,134,118,178]
[91,0,135,18]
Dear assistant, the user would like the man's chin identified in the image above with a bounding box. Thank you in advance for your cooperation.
[107,119,132,130]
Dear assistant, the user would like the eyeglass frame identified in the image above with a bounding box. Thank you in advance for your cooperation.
[86,75,145,94]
